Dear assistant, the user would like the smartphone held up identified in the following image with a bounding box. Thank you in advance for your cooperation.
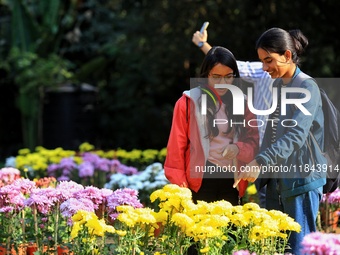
[200,22,209,34]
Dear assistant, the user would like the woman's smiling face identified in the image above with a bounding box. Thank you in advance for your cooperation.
[257,48,292,79]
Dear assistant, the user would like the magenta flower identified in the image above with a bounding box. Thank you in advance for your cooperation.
[327,188,340,204]
[301,232,340,255]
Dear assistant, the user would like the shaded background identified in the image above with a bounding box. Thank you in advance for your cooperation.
[0,0,339,162]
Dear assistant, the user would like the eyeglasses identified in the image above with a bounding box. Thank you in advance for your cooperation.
[209,73,236,82]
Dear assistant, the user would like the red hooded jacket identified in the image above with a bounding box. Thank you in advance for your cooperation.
[164,88,259,197]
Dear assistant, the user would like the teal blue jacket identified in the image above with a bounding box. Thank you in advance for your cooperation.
[256,67,326,198]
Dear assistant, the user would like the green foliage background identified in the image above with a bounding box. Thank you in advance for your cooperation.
[0,0,339,160]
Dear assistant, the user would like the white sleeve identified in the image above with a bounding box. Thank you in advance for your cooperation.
[237,60,269,85]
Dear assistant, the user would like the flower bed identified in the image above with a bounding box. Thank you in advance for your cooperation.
[0,167,302,255]
[5,143,166,186]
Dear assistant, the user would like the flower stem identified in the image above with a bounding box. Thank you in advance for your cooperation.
[54,203,60,255]
[32,205,42,253]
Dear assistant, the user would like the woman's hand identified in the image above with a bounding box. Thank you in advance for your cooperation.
[192,30,208,46]
[222,144,239,159]
[233,159,261,188]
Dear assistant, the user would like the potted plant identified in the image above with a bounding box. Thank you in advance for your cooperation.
[320,188,340,232]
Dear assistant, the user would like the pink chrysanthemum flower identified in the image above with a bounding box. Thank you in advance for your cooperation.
[73,186,105,210]
[56,180,84,202]
[60,197,95,219]
[301,232,340,255]
[0,167,21,187]
[24,187,60,214]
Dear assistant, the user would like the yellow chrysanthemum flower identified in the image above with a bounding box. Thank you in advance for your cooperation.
[70,222,82,239]
[18,148,30,155]
[86,218,106,237]
[115,230,127,236]
[249,225,264,242]
[171,213,194,231]
[246,183,258,195]
[209,200,233,215]
[243,202,260,211]
[79,142,95,152]
[200,246,210,253]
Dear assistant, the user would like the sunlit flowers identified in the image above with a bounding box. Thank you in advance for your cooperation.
[0,177,304,255]
[0,167,21,187]
[71,210,115,255]
[146,184,301,255]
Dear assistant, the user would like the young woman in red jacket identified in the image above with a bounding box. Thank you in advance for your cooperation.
[164,46,259,205]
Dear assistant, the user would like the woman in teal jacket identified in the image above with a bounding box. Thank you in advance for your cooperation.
[236,28,326,255]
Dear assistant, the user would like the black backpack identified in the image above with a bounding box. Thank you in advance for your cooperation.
[293,73,340,193]
[318,88,340,193]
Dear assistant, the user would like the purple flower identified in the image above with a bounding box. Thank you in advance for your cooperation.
[47,164,60,176]
[110,159,121,170]
[117,164,138,175]
[57,175,71,181]
[78,161,94,177]
[95,158,111,172]
[60,197,95,219]
[82,152,111,172]
[47,158,77,180]
[59,157,77,171]
[106,188,143,220]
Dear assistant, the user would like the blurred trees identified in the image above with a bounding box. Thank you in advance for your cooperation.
[0,0,339,160]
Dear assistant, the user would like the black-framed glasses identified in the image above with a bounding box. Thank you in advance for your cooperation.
[209,73,236,82]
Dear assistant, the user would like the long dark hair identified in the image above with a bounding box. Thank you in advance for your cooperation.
[199,46,244,139]
[255,27,308,66]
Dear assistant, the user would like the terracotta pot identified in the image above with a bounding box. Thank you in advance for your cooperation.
[57,246,73,255]
[0,244,26,255]
[26,245,38,255]
[26,245,47,255]
[26,245,72,255]
[321,208,339,230]
[0,245,6,255]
